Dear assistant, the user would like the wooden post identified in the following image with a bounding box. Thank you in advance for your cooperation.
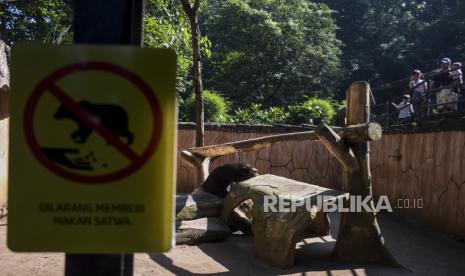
[180,0,204,147]
[331,82,400,266]
[65,1,144,275]
[73,0,144,45]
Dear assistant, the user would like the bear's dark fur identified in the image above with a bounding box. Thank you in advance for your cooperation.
[203,163,259,197]
[54,101,134,145]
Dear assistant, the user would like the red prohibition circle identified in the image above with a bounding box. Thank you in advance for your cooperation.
[24,62,163,184]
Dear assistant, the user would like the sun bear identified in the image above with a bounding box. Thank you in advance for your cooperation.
[203,163,259,197]
[54,100,134,145]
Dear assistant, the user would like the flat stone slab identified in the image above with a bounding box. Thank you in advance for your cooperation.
[176,217,231,245]
[221,174,344,268]
[229,174,342,202]
[176,188,224,221]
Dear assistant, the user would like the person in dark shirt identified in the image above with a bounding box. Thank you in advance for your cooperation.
[430,58,454,112]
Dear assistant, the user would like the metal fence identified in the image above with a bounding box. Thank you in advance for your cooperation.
[372,68,464,128]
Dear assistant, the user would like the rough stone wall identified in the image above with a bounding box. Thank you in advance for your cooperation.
[177,127,465,238]
[370,132,465,238]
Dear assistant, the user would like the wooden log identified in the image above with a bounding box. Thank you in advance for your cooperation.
[331,82,401,267]
[188,122,382,158]
[181,150,213,183]
[315,124,358,173]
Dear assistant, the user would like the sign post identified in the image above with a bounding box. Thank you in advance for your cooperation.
[69,1,144,275]
[7,1,177,275]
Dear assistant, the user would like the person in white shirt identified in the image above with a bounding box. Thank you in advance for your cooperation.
[450,62,463,84]
[450,62,462,110]
[409,69,427,117]
[391,94,414,124]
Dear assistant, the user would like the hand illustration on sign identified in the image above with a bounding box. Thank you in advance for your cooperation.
[40,100,133,171]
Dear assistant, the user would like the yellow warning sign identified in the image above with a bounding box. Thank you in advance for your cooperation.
[7,44,177,253]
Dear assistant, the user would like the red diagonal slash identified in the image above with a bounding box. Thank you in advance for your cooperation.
[47,84,139,162]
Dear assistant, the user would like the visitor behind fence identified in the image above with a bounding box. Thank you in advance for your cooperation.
[409,69,427,117]
[391,94,414,124]
[450,62,463,110]
[430,58,455,112]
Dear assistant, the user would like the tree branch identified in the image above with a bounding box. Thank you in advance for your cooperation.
[315,124,358,173]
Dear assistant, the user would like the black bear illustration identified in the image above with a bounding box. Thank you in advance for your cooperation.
[54,101,134,145]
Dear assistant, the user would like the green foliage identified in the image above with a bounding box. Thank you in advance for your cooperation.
[229,104,288,124]
[318,0,465,94]
[286,98,336,125]
[183,90,229,122]
[332,100,347,126]
[144,0,192,98]
[5,0,465,117]
[144,0,212,102]
[203,0,345,109]
[228,98,343,125]
[0,0,73,44]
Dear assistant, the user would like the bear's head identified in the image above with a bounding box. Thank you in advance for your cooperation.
[216,163,259,183]
[235,164,259,182]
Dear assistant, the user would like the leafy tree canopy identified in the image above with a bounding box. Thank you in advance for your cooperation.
[0,0,72,45]
[317,0,465,95]
[202,0,345,109]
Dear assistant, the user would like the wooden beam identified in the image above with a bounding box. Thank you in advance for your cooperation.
[187,123,382,158]
[315,124,358,173]
[181,150,213,183]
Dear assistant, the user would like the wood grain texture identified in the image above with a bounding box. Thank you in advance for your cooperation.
[188,123,381,158]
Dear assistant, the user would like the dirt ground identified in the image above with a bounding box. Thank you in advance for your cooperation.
[1,213,465,276]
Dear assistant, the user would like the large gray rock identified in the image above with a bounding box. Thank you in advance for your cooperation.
[176,188,224,221]
[176,217,231,245]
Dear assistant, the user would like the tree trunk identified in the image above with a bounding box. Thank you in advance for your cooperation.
[190,16,204,147]
[180,0,204,147]
[331,82,401,266]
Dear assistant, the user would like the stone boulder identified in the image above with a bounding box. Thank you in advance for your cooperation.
[176,188,224,221]
[176,217,231,245]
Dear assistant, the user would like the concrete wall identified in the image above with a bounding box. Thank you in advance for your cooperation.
[177,124,465,238]
[1,120,463,237]
[177,124,343,192]
[371,132,465,238]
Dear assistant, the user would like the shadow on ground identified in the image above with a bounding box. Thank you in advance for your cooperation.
[149,212,465,275]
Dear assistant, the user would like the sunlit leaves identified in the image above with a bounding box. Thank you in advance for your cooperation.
[203,0,344,109]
